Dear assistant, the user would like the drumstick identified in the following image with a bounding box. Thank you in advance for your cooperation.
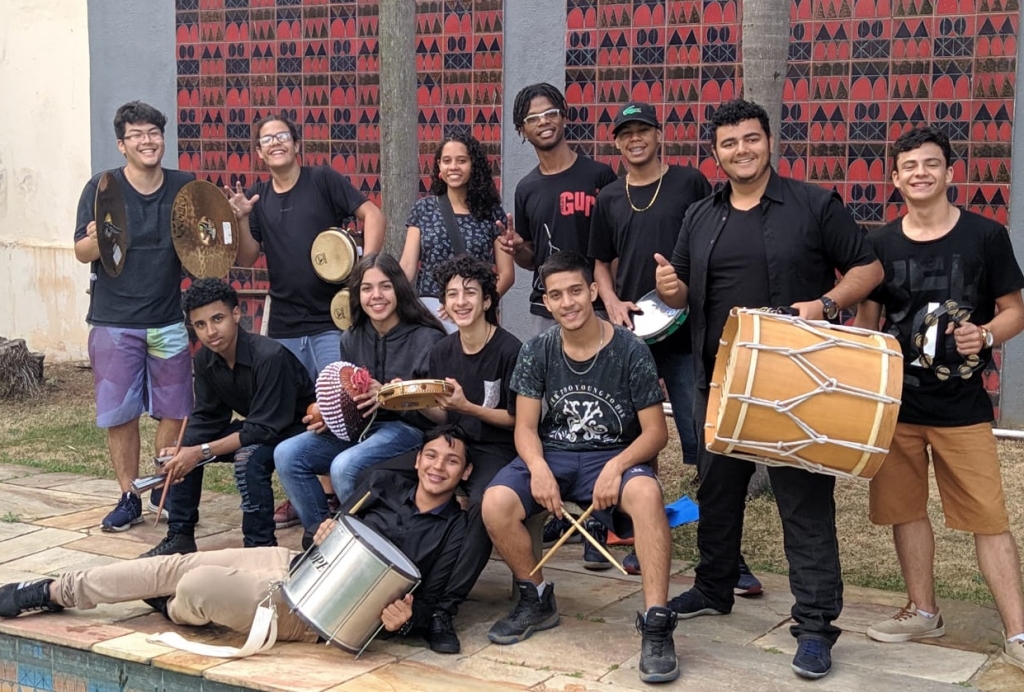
[154,417,188,526]
[530,504,595,576]
[347,491,371,516]
[561,505,628,575]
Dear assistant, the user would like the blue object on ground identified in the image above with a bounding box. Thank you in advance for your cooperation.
[664,496,699,528]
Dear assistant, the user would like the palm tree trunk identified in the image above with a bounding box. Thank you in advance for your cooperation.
[741,0,790,166]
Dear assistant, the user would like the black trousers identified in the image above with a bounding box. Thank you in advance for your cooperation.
[363,441,515,616]
[693,387,843,644]
[168,421,278,547]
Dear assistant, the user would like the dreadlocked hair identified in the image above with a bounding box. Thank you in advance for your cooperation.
[512,83,568,134]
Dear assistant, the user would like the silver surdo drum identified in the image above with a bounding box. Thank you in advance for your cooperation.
[281,515,420,653]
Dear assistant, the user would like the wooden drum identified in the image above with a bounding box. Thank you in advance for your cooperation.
[706,308,903,480]
[377,379,453,411]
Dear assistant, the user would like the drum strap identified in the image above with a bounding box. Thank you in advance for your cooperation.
[435,195,466,256]
[147,591,279,658]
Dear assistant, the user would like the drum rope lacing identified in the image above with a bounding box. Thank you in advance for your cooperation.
[713,319,902,469]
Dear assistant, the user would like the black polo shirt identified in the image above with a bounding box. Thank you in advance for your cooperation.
[670,169,876,388]
[186,329,315,447]
[339,470,468,630]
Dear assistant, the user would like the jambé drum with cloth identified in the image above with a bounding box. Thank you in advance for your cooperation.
[281,515,420,654]
[706,307,903,480]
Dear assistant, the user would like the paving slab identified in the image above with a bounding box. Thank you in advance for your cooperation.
[0,528,84,564]
[0,612,133,651]
[754,626,988,685]
[970,659,1024,691]
[0,523,40,542]
[48,478,122,497]
[531,675,638,691]
[0,484,108,520]
[3,546,121,575]
[327,661,532,691]
[403,644,554,688]
[91,631,176,664]
[202,641,395,692]
[34,506,114,531]
[61,534,166,560]
[4,473,97,489]
[0,464,41,481]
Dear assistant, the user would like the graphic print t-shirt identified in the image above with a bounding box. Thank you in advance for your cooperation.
[514,155,618,316]
[510,325,664,451]
[867,209,1024,426]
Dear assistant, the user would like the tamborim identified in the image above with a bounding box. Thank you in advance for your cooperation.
[330,289,353,330]
[311,228,359,284]
[171,180,238,278]
[281,515,419,654]
[94,172,130,277]
[377,379,453,411]
[631,290,688,345]
[706,308,903,480]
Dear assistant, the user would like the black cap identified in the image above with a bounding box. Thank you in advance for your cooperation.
[612,102,660,135]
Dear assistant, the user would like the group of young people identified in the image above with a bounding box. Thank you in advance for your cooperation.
[1,84,1023,685]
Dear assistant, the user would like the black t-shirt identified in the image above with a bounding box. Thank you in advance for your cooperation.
[514,155,617,316]
[704,206,771,375]
[511,324,664,451]
[428,326,521,448]
[75,168,195,328]
[867,210,1024,426]
[247,166,368,338]
[589,164,711,355]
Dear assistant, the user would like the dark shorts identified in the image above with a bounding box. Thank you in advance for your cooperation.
[488,449,658,539]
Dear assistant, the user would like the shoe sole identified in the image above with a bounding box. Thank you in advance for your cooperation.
[639,665,680,684]
[275,519,301,529]
[791,663,831,679]
[429,642,461,655]
[866,626,945,643]
[583,561,613,571]
[734,584,763,597]
[675,607,725,620]
[101,516,144,533]
[487,613,560,645]
[146,504,169,522]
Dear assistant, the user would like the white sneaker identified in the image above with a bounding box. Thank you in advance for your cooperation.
[1003,637,1024,672]
[866,602,945,643]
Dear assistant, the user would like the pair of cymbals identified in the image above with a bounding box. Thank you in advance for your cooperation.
[95,173,130,277]
[171,180,239,278]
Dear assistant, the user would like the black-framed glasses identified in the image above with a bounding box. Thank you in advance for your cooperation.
[258,131,293,146]
[122,129,164,142]
[523,108,562,126]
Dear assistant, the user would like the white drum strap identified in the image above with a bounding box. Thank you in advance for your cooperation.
[147,591,279,658]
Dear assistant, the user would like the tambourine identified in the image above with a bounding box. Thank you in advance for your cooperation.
[631,290,688,345]
[377,379,454,411]
[913,300,983,381]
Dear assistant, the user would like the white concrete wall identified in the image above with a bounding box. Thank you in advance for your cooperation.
[0,0,93,361]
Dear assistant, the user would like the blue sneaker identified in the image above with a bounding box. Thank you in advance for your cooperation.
[623,551,641,575]
[735,557,763,597]
[101,493,143,532]
[791,636,832,679]
[542,516,581,548]
[582,518,611,571]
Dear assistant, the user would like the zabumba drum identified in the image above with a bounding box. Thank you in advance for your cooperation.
[706,308,903,480]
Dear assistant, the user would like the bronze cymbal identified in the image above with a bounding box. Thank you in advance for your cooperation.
[171,180,238,278]
[94,172,130,277]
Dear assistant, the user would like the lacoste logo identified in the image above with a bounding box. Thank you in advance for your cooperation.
[622,106,642,116]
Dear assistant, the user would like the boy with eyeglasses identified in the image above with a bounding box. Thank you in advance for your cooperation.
[73,101,197,533]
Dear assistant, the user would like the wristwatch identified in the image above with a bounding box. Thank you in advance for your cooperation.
[819,296,840,320]
[201,443,213,460]
[981,327,995,349]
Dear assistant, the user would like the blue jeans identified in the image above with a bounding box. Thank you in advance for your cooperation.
[653,349,698,465]
[274,421,424,530]
[277,330,343,380]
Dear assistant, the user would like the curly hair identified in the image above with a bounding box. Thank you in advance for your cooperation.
[347,253,445,333]
[709,99,771,145]
[432,255,500,325]
[181,278,239,318]
[512,83,568,134]
[891,125,952,169]
[429,133,502,222]
[114,102,167,140]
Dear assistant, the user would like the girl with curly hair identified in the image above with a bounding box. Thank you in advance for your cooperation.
[400,133,514,328]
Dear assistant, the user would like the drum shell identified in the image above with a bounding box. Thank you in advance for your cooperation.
[312,229,359,284]
[706,308,903,479]
[631,290,687,345]
[281,515,419,653]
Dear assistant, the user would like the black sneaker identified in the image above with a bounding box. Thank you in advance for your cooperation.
[139,532,197,558]
[427,610,461,654]
[635,606,680,683]
[487,580,559,645]
[668,588,727,620]
[542,516,581,548]
[791,636,832,679]
[101,493,143,532]
[582,518,611,571]
[0,579,62,618]
[623,551,641,575]
[142,596,170,620]
[735,556,763,597]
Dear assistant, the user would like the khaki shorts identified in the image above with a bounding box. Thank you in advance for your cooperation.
[869,422,1009,534]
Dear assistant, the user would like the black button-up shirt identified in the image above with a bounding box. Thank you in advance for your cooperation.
[186,329,315,447]
[339,470,468,630]
[670,169,877,388]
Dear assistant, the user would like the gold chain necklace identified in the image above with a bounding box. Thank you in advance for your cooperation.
[625,166,666,213]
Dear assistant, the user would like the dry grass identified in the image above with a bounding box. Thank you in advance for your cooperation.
[4,363,1023,603]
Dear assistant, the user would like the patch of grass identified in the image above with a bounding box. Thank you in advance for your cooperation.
[763,647,784,655]
[1,512,22,523]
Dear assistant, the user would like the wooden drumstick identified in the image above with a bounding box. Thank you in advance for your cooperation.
[529,504,596,576]
[154,417,188,527]
[561,505,628,575]
[348,491,372,516]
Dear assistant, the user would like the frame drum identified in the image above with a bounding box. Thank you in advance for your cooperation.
[330,289,353,330]
[311,228,359,284]
[281,515,420,653]
[377,379,454,411]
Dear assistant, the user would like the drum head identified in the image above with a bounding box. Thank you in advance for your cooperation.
[343,515,420,579]
[311,229,358,284]
[171,180,238,278]
[94,172,130,277]
[330,289,353,330]
[632,291,687,345]
[378,380,453,411]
